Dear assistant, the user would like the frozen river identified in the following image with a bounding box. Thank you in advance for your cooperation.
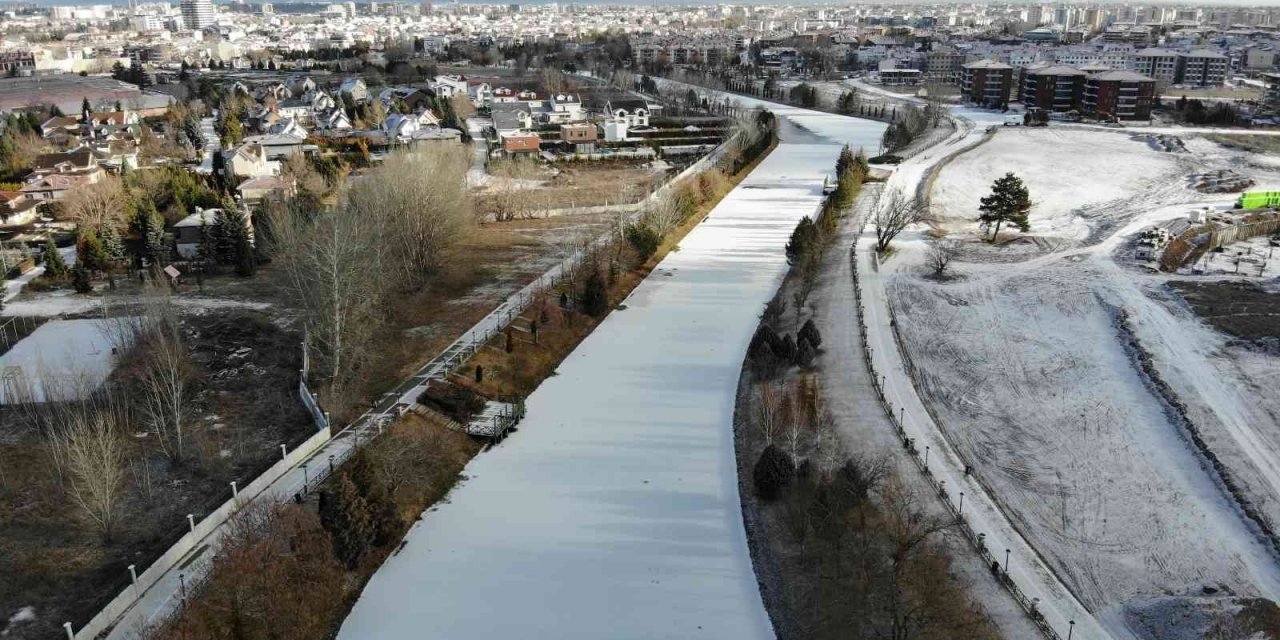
[337,96,886,639]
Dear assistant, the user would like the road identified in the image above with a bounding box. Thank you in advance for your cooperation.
[336,91,886,640]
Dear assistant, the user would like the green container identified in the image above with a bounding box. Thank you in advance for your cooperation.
[1237,191,1280,209]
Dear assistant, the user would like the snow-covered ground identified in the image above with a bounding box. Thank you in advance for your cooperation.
[871,122,1280,638]
[0,318,127,402]
[337,96,887,639]
[931,129,1197,241]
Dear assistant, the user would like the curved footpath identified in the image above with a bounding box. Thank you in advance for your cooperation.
[337,101,885,638]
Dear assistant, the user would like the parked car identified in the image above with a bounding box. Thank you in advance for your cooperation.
[1003,114,1024,126]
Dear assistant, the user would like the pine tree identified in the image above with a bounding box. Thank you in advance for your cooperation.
[319,474,376,569]
[835,144,854,177]
[42,239,68,279]
[99,223,125,264]
[978,172,1032,241]
[220,206,255,276]
[132,206,170,268]
[70,263,92,293]
[76,228,110,274]
[579,267,608,317]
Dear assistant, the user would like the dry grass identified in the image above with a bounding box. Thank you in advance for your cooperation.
[450,136,778,403]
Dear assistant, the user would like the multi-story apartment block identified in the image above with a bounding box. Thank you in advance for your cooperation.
[181,0,215,30]
[1177,49,1228,87]
[1084,70,1156,120]
[1021,64,1087,112]
[1132,47,1180,87]
[961,59,1013,109]
[925,47,965,84]
[1263,72,1280,111]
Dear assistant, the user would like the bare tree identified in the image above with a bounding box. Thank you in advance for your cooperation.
[60,175,127,232]
[754,382,780,445]
[785,384,806,470]
[872,188,929,253]
[61,409,127,540]
[267,198,384,399]
[346,147,472,290]
[925,237,961,279]
[135,295,192,461]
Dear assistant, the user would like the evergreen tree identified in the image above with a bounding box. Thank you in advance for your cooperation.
[76,228,110,274]
[70,263,92,293]
[99,224,125,264]
[218,206,255,276]
[131,205,170,268]
[197,215,218,269]
[319,474,376,569]
[978,172,1032,241]
[42,238,68,279]
[579,267,608,317]
[80,97,92,123]
[835,144,854,177]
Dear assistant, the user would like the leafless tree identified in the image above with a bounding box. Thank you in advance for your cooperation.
[483,157,541,222]
[60,175,127,232]
[872,188,929,253]
[267,198,384,398]
[642,188,686,237]
[346,147,472,290]
[134,295,193,461]
[754,382,780,445]
[925,237,961,279]
[61,409,127,540]
[786,386,806,470]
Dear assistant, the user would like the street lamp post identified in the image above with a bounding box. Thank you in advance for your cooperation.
[959,492,964,515]
[1068,620,1075,640]
[1004,549,1011,573]
[924,445,930,467]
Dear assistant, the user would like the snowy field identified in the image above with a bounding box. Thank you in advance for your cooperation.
[875,125,1280,637]
[930,128,1195,241]
[338,102,887,639]
[889,267,1280,618]
[0,319,125,402]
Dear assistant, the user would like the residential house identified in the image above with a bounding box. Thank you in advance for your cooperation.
[170,206,255,259]
[501,132,541,156]
[467,80,492,107]
[431,74,468,98]
[0,190,41,227]
[339,78,369,103]
[960,59,1013,109]
[316,109,352,131]
[544,94,586,124]
[383,111,441,142]
[224,143,274,179]
[604,98,652,127]
[236,175,295,205]
[560,123,597,153]
[267,118,308,138]
[307,90,336,112]
[276,98,312,124]
[491,87,520,104]
[240,133,305,160]
[491,102,533,135]
[30,149,104,181]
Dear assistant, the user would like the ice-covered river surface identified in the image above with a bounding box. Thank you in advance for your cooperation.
[336,99,886,640]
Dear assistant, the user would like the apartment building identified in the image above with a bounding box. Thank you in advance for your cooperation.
[1262,72,1280,111]
[1177,49,1228,86]
[1021,64,1087,112]
[925,47,965,83]
[961,59,1013,109]
[1084,70,1156,120]
[1132,47,1181,87]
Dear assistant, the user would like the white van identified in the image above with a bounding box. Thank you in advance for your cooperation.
[1003,114,1024,126]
